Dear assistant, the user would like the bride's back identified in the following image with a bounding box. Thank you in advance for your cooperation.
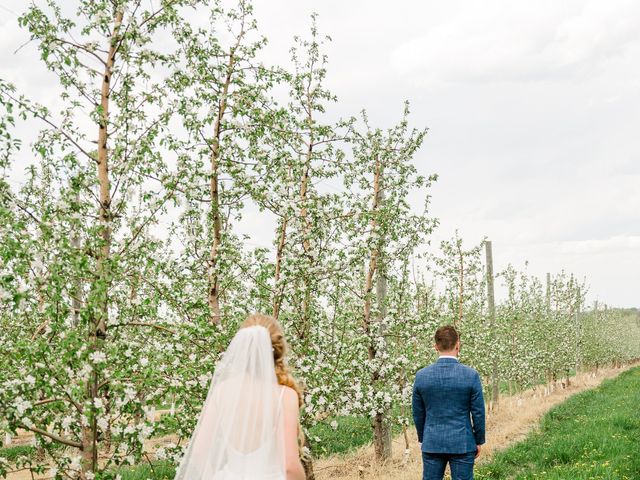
[211,377,286,453]
[174,325,288,480]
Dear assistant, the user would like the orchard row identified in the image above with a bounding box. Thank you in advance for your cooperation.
[1,1,638,479]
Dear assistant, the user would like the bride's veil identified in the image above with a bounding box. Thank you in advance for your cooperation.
[173,325,286,479]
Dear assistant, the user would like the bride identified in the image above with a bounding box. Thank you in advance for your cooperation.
[173,314,307,480]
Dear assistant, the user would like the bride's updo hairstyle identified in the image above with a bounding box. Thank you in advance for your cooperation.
[240,313,306,453]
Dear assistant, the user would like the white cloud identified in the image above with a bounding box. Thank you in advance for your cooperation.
[390,0,640,85]
[555,235,640,255]
[2,0,639,306]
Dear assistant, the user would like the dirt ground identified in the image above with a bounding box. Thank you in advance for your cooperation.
[4,363,635,480]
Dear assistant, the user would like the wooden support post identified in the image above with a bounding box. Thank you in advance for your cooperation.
[485,240,499,406]
[546,273,551,312]
[575,286,582,373]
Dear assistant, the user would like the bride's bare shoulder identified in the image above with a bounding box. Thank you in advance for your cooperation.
[280,385,299,408]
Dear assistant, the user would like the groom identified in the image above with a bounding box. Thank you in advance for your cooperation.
[412,326,486,480]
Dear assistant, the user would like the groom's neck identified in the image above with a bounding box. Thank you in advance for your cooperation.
[438,352,458,358]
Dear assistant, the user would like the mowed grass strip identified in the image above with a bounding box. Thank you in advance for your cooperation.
[477,366,640,480]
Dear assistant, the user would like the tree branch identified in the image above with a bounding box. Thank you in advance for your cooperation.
[20,424,82,449]
[0,89,95,162]
[52,37,108,67]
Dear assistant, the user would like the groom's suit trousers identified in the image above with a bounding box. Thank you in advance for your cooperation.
[422,451,475,480]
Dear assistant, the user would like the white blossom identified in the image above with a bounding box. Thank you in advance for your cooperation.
[21,416,34,429]
[197,374,210,388]
[155,446,166,460]
[69,455,82,471]
[89,351,107,364]
[14,397,31,415]
[97,416,109,431]
[61,416,74,429]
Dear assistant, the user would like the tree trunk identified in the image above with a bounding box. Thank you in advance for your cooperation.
[207,29,244,325]
[208,133,223,325]
[207,91,228,326]
[362,155,382,332]
[71,187,83,327]
[363,155,391,461]
[373,233,392,460]
[81,9,122,477]
[297,141,313,339]
[297,144,315,475]
[373,412,392,461]
[272,216,288,320]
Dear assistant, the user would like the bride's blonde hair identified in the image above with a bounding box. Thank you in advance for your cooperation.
[240,313,306,454]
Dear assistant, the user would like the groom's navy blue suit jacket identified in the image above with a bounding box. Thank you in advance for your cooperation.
[412,357,486,454]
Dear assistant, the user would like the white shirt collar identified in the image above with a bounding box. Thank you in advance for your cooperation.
[439,355,458,360]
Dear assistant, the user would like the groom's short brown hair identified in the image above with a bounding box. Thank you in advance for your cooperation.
[434,325,459,351]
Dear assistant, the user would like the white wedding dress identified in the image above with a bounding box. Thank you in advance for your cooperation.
[174,327,287,480]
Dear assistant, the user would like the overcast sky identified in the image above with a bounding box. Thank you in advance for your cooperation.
[2,1,639,307]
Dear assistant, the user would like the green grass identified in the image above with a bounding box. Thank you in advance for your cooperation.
[0,444,36,462]
[307,415,404,457]
[477,366,640,479]
[309,415,375,457]
[117,461,174,480]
